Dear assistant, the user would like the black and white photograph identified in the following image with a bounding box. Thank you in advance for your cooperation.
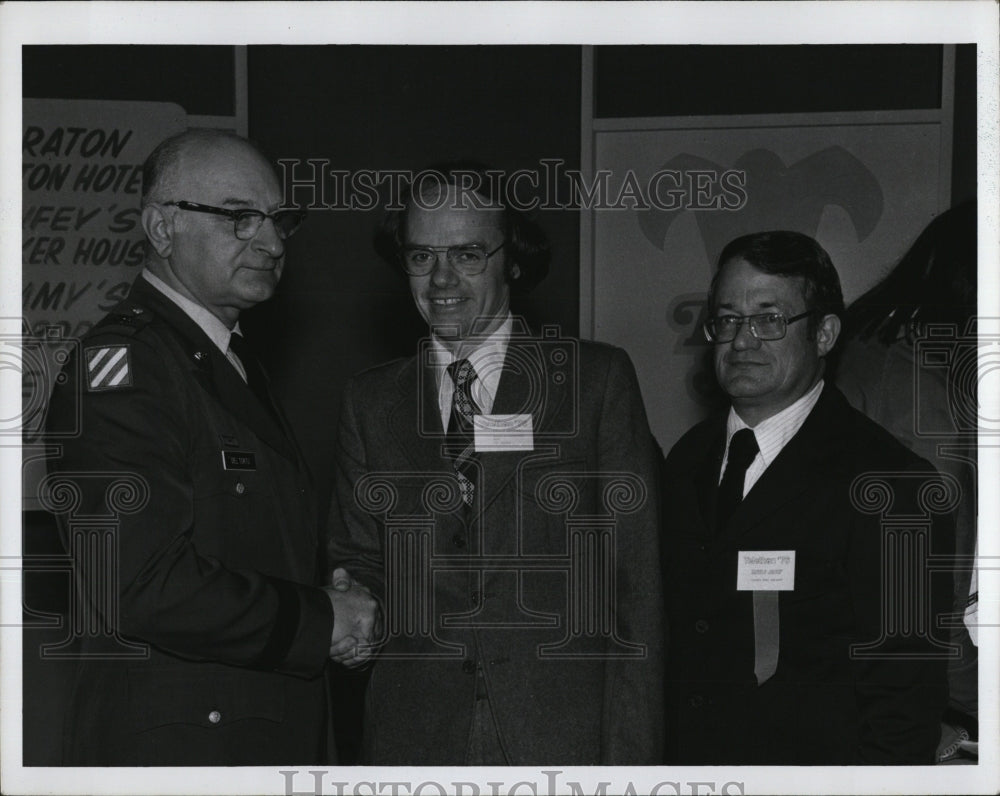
[1,2,997,794]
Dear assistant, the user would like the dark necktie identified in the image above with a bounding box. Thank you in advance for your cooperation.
[228,332,281,425]
[447,359,479,506]
[716,428,759,532]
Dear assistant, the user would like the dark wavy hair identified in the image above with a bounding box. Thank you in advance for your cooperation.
[844,201,977,344]
[709,230,846,339]
[373,162,551,294]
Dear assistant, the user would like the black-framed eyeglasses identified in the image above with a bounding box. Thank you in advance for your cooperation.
[399,242,505,276]
[703,311,814,343]
[163,200,305,241]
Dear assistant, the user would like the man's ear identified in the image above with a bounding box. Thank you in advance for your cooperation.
[141,205,173,259]
[815,313,841,357]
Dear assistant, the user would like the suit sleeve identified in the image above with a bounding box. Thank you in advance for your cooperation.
[326,377,387,600]
[596,347,667,764]
[847,458,953,763]
[46,329,333,678]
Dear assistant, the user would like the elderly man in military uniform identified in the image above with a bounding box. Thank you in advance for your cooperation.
[44,130,375,766]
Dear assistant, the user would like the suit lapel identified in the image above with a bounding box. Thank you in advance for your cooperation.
[478,338,568,513]
[722,385,843,543]
[128,279,295,460]
[695,423,726,537]
[387,353,452,475]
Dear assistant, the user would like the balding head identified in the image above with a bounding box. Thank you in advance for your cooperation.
[141,129,275,208]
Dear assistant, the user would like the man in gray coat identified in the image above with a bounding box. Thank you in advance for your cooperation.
[327,165,664,765]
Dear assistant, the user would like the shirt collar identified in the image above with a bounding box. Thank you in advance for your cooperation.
[140,268,239,355]
[725,379,825,467]
[429,313,513,405]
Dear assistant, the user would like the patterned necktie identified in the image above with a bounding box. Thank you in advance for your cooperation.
[228,332,281,425]
[447,359,479,506]
[716,428,759,532]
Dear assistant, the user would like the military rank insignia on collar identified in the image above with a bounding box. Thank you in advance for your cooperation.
[84,344,132,391]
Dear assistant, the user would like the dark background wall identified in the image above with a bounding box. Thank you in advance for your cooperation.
[243,46,582,510]
[21,43,976,765]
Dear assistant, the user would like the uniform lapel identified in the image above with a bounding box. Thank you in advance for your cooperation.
[202,346,296,460]
[128,279,295,460]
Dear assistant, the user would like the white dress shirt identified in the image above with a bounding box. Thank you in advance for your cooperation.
[721,379,825,497]
[429,314,513,431]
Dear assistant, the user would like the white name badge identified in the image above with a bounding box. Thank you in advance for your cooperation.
[474,414,534,452]
[737,550,796,591]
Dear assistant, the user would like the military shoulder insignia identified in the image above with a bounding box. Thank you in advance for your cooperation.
[92,305,152,336]
[85,344,133,391]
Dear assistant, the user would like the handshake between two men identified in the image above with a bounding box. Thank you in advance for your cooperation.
[325,568,381,668]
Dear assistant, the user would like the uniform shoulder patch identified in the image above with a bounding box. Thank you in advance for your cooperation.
[84,344,133,391]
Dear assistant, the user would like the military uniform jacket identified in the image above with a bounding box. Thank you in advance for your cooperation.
[327,326,665,765]
[661,384,953,764]
[44,276,334,766]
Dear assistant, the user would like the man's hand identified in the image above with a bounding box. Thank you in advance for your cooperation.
[324,567,380,668]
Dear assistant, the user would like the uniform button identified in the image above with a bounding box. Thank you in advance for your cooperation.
[235,481,246,495]
[694,619,709,634]
[208,710,222,724]
[689,695,704,708]
[462,659,476,674]
[470,591,480,605]
[451,534,466,548]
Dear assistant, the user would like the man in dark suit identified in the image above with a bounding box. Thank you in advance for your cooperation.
[327,165,664,765]
[662,231,953,764]
[43,130,376,765]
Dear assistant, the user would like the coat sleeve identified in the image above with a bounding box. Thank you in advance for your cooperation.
[326,376,387,600]
[45,328,333,678]
[846,457,953,763]
[595,347,666,764]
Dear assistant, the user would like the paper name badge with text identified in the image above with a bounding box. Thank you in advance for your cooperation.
[474,414,534,452]
[737,550,796,591]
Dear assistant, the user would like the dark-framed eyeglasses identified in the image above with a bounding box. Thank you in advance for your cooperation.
[703,310,815,343]
[399,242,505,276]
[163,200,305,241]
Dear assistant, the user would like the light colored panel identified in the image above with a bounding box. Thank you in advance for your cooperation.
[591,117,947,451]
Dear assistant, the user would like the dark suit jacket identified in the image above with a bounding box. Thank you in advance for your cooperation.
[662,384,953,765]
[44,276,334,766]
[328,325,665,765]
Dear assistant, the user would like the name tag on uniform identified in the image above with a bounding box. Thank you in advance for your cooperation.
[474,414,534,452]
[737,550,796,591]
[221,450,257,471]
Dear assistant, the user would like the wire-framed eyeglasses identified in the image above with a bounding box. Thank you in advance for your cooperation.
[163,200,305,241]
[703,311,814,343]
[400,242,505,276]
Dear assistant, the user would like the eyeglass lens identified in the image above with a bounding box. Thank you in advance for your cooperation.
[403,246,489,274]
[710,314,786,341]
[235,211,302,240]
